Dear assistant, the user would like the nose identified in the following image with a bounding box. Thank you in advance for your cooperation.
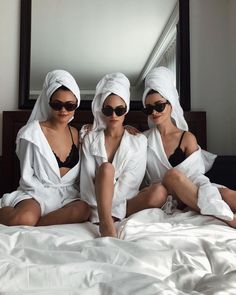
[111,110,117,117]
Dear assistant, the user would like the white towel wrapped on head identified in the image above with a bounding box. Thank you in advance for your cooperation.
[27,69,81,124]
[91,72,130,131]
[142,66,188,131]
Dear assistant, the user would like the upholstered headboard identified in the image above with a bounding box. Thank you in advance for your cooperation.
[1,110,206,195]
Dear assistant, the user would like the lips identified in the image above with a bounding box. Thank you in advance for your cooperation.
[58,113,69,118]
[152,115,161,120]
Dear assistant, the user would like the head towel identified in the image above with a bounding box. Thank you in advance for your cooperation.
[91,72,130,131]
[142,66,188,130]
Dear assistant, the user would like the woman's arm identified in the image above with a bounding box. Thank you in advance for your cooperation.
[183,131,199,157]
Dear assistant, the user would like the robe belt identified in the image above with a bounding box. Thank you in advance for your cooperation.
[43,182,78,188]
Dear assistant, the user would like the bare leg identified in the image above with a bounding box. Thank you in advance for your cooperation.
[219,188,236,212]
[218,188,236,228]
[163,169,236,229]
[37,200,90,226]
[0,199,41,226]
[126,183,168,216]
[162,169,200,212]
[95,162,116,237]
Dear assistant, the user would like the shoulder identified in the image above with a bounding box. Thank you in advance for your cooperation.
[17,120,40,140]
[143,128,155,138]
[183,131,198,145]
[124,131,147,153]
[182,131,198,155]
[83,129,102,144]
[125,130,147,143]
[70,125,79,145]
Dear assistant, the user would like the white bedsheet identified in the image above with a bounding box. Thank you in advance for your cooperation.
[0,208,236,294]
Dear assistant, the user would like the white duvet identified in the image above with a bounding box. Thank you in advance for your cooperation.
[0,208,236,294]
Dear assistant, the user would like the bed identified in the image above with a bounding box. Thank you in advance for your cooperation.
[1,110,236,294]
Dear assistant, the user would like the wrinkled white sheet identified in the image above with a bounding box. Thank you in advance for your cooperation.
[0,208,236,294]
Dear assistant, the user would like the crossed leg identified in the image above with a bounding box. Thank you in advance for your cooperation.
[163,168,200,212]
[126,183,168,217]
[0,198,41,226]
[37,200,90,226]
[0,198,90,226]
[163,168,236,228]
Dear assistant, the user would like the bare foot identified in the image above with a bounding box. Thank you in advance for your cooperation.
[99,218,117,237]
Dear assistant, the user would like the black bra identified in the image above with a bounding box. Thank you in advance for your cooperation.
[53,126,79,169]
[168,131,186,167]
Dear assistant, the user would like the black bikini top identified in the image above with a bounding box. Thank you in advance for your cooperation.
[168,131,186,167]
[53,126,79,169]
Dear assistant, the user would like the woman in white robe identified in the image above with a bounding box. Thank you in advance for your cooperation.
[0,70,90,226]
[141,66,236,227]
[80,72,147,237]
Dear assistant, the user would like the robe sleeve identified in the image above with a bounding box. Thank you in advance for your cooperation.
[17,139,45,193]
[79,135,97,206]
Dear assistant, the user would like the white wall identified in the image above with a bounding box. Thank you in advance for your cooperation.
[0,0,236,156]
[0,0,20,155]
[190,0,236,155]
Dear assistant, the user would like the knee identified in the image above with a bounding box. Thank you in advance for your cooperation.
[10,210,39,226]
[72,201,91,221]
[146,183,168,207]
[163,168,184,186]
[97,162,115,177]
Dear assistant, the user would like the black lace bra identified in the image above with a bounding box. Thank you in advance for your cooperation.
[168,131,186,167]
[53,126,79,169]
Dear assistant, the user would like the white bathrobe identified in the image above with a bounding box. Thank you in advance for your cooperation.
[80,130,147,223]
[1,121,81,215]
[144,127,234,221]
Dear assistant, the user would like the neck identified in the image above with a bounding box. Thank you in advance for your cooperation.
[46,118,69,130]
[105,125,124,138]
[156,119,178,136]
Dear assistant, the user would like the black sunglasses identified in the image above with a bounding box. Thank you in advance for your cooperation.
[49,101,77,112]
[143,101,170,115]
[102,106,127,117]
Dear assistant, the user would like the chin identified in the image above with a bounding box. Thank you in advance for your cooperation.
[57,114,72,122]
[152,117,162,124]
[111,121,123,127]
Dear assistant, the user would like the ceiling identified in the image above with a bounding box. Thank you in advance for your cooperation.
[30,0,178,95]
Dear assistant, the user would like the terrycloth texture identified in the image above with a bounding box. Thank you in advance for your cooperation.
[144,128,234,221]
[142,66,188,130]
[1,121,81,215]
[91,72,130,131]
[80,130,147,223]
[27,69,80,124]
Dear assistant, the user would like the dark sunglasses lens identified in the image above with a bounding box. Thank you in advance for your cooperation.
[102,107,113,117]
[49,102,62,110]
[64,103,77,111]
[155,103,166,112]
[114,107,126,116]
[143,102,168,115]
[102,106,126,117]
[143,105,154,115]
[49,102,77,111]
